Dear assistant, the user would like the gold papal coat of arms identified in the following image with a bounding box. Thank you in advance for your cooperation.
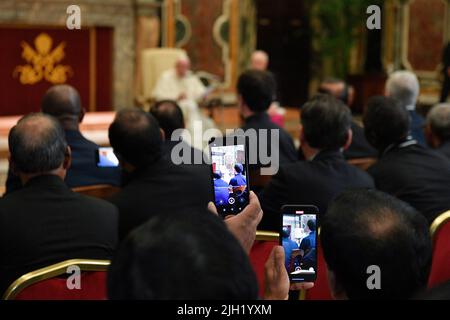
[13,33,73,85]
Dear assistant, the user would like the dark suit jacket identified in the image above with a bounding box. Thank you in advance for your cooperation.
[5,130,122,194]
[344,122,378,159]
[109,155,214,240]
[438,141,450,160]
[241,112,297,171]
[368,143,450,223]
[260,150,375,231]
[409,111,426,146]
[0,175,119,294]
[163,140,206,165]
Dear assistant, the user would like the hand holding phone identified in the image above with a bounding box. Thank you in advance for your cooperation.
[280,205,318,283]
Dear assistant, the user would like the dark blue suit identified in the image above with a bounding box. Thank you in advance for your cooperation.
[5,130,121,194]
[229,173,247,187]
[214,178,229,206]
[409,110,426,146]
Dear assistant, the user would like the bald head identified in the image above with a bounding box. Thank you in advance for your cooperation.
[41,85,83,130]
[250,51,269,71]
[9,113,69,176]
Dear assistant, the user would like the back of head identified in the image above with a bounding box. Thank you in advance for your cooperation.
[108,209,258,300]
[319,78,350,105]
[301,94,352,150]
[237,70,276,113]
[9,113,67,175]
[109,108,162,168]
[427,103,450,143]
[363,96,410,152]
[150,100,184,138]
[385,71,420,108]
[41,85,82,126]
[321,189,432,299]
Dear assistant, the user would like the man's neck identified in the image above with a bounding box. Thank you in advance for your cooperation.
[19,170,65,186]
[301,144,320,161]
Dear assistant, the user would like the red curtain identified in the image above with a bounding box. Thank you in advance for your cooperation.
[0,26,113,116]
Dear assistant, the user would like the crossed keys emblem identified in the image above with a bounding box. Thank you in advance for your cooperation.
[13,33,73,85]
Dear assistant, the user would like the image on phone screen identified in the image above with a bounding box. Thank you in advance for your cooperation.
[210,137,249,216]
[96,147,120,168]
[281,206,318,282]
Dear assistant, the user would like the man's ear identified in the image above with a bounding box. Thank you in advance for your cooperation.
[327,270,346,300]
[79,108,86,123]
[160,128,166,142]
[63,146,72,170]
[424,124,439,148]
[343,128,353,150]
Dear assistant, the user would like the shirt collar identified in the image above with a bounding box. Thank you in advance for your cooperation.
[406,104,416,111]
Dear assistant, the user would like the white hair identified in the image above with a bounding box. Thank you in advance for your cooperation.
[427,103,450,140]
[386,71,420,108]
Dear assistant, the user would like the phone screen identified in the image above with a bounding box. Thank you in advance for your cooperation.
[96,147,120,168]
[280,206,318,283]
[210,136,250,217]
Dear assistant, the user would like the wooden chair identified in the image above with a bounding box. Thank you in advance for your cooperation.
[428,210,450,288]
[2,259,110,300]
[72,185,120,200]
[347,157,377,171]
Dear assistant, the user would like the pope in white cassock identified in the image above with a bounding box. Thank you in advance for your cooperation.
[152,54,216,150]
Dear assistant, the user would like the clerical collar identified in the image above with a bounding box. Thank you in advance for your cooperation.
[382,137,418,156]
[406,104,416,111]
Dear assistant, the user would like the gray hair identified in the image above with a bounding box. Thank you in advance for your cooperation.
[427,103,450,142]
[386,71,420,108]
[9,113,68,174]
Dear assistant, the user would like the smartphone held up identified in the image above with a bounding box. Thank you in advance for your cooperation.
[209,136,250,218]
[281,205,318,283]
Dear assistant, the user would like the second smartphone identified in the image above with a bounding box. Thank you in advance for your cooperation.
[280,205,318,283]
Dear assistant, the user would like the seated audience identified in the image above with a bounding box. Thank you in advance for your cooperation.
[260,94,374,231]
[425,103,450,160]
[0,113,118,294]
[364,96,450,223]
[108,108,213,240]
[281,227,298,270]
[108,209,259,300]
[385,71,426,145]
[109,193,306,300]
[150,100,205,164]
[237,70,297,172]
[318,78,378,159]
[322,189,432,299]
[5,85,121,194]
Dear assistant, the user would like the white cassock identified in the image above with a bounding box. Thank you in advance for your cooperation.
[152,69,216,150]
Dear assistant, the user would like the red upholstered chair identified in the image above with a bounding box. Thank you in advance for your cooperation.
[428,211,450,289]
[301,236,333,300]
[2,259,110,300]
[249,231,279,298]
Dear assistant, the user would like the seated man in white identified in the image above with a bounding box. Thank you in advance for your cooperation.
[152,54,216,150]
